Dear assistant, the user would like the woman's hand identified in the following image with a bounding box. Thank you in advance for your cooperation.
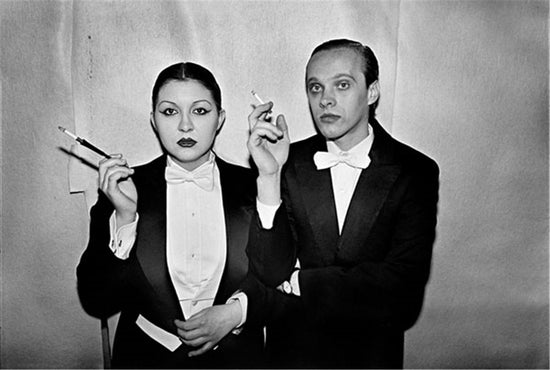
[174,301,242,357]
[247,102,290,205]
[98,154,137,227]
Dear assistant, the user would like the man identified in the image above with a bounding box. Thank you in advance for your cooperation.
[247,39,439,368]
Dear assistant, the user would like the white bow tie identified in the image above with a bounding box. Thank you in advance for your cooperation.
[165,161,215,191]
[313,151,370,170]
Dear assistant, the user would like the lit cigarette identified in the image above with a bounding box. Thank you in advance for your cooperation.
[251,90,265,105]
[58,126,111,159]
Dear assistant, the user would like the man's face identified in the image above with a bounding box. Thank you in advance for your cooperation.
[306,48,378,151]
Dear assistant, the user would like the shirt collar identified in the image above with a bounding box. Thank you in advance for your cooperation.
[326,124,375,157]
[166,151,216,173]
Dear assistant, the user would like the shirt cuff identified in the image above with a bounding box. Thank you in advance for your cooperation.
[109,211,139,260]
[256,198,281,230]
[226,292,248,334]
[290,269,301,296]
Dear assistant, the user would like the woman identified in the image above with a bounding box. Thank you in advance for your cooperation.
[77,62,264,368]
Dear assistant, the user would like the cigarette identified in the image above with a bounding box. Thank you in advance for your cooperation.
[58,126,111,159]
[251,90,265,105]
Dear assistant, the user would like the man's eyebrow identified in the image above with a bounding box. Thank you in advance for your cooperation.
[332,73,356,81]
[306,73,356,85]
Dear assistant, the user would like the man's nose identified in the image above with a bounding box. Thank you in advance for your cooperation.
[320,89,336,109]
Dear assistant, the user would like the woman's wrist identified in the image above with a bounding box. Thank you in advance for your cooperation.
[115,210,137,228]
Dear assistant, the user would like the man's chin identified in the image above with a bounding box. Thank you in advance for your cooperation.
[316,126,342,141]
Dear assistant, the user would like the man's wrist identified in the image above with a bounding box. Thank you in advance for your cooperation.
[257,172,281,206]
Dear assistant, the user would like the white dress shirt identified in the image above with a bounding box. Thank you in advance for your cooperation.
[108,153,246,325]
[326,131,374,234]
[165,155,226,319]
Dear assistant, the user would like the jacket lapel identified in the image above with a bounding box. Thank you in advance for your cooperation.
[135,156,184,328]
[294,136,340,263]
[336,120,401,255]
[213,157,254,304]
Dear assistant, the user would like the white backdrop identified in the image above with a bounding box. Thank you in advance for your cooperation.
[1,1,548,368]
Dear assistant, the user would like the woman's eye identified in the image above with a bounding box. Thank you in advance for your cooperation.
[193,107,210,115]
[161,108,178,116]
[308,84,322,94]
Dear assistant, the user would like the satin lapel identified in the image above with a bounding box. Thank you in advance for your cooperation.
[294,138,340,263]
[336,163,401,253]
[336,119,401,254]
[213,158,252,304]
[135,157,183,325]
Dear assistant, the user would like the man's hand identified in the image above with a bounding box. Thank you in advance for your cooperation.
[247,102,290,205]
[247,101,289,176]
[174,301,242,357]
[98,154,137,227]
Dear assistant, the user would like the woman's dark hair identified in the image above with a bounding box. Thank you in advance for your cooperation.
[151,62,222,111]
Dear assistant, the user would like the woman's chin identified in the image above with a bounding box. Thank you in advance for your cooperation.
[169,150,210,170]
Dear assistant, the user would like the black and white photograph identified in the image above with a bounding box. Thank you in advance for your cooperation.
[0,0,548,368]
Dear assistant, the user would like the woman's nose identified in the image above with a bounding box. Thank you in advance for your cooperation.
[178,114,194,132]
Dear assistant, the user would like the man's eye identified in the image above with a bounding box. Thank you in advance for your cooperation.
[337,81,350,90]
[161,108,177,116]
[193,107,209,115]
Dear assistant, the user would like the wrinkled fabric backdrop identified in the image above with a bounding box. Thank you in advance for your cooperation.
[1,0,548,368]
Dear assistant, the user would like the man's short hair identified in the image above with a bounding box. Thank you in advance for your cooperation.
[309,39,379,89]
[308,39,380,115]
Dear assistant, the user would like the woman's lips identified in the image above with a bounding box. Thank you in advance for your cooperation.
[177,138,197,147]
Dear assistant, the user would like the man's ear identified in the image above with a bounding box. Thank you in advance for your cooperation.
[367,80,380,105]
[150,112,157,131]
[217,109,226,132]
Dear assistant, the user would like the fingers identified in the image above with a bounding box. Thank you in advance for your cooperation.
[177,327,205,342]
[98,154,132,191]
[275,114,289,136]
[98,154,126,184]
[188,342,216,358]
[102,167,134,195]
[175,319,212,352]
[175,315,204,331]
[248,101,273,129]
[251,127,284,145]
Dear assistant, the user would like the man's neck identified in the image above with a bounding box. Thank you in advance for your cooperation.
[330,125,371,152]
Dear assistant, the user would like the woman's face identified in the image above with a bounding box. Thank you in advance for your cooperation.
[151,79,224,171]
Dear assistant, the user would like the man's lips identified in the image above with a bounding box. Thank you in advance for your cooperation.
[319,113,341,123]
[177,138,197,147]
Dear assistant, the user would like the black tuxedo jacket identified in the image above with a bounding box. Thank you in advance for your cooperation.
[77,155,264,369]
[248,119,440,369]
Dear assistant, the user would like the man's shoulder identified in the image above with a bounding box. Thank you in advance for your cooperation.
[370,119,438,175]
[391,137,439,175]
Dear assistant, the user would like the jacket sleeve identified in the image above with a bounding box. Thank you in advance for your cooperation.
[76,191,134,319]
[246,203,296,288]
[299,162,440,331]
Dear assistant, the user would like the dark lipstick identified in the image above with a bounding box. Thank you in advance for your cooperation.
[177,138,197,147]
